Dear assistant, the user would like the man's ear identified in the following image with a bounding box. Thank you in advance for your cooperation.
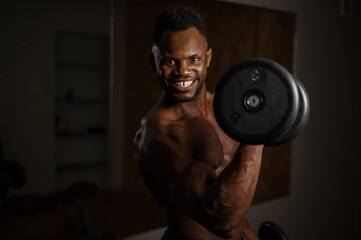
[149,51,156,71]
[206,48,213,68]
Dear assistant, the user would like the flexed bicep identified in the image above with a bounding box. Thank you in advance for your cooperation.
[136,127,217,210]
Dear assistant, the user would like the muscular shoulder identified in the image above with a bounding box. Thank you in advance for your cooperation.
[134,115,188,176]
[137,110,218,146]
[134,110,192,156]
[134,110,223,173]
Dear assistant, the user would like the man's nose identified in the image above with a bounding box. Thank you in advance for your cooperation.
[176,61,192,76]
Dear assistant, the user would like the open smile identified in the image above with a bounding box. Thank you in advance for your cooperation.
[169,79,197,92]
[174,80,194,87]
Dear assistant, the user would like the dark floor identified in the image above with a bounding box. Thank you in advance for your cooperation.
[0,184,166,240]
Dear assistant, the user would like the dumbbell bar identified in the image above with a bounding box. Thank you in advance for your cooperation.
[213,58,310,146]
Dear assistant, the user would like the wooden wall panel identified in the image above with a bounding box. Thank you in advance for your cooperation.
[252,8,296,203]
[255,8,296,70]
[125,0,296,205]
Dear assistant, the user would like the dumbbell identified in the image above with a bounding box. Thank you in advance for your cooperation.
[258,221,289,240]
[213,58,310,146]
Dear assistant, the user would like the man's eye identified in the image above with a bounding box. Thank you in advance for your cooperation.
[164,59,175,65]
[191,57,200,63]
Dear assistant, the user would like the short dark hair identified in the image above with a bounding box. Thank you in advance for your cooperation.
[152,7,207,46]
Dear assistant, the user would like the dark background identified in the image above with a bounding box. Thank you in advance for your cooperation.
[0,0,360,239]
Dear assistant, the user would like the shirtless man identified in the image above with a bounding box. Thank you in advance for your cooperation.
[134,7,263,240]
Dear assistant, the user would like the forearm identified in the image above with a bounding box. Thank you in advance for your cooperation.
[221,144,262,202]
[205,144,263,231]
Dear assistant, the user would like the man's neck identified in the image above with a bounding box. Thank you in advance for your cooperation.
[160,86,210,118]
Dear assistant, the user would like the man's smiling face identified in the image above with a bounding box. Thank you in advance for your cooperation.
[151,26,212,102]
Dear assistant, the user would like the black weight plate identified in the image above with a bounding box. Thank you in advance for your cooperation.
[258,221,289,240]
[213,58,299,145]
[267,78,310,146]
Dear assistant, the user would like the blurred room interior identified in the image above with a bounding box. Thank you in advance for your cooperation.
[0,0,360,239]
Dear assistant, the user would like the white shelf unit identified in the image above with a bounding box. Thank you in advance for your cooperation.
[54,31,110,189]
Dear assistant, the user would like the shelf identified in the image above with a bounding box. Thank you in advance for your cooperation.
[56,160,106,172]
[56,129,107,138]
[56,63,109,72]
[55,98,108,105]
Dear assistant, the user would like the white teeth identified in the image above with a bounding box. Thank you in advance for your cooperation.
[175,81,193,87]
